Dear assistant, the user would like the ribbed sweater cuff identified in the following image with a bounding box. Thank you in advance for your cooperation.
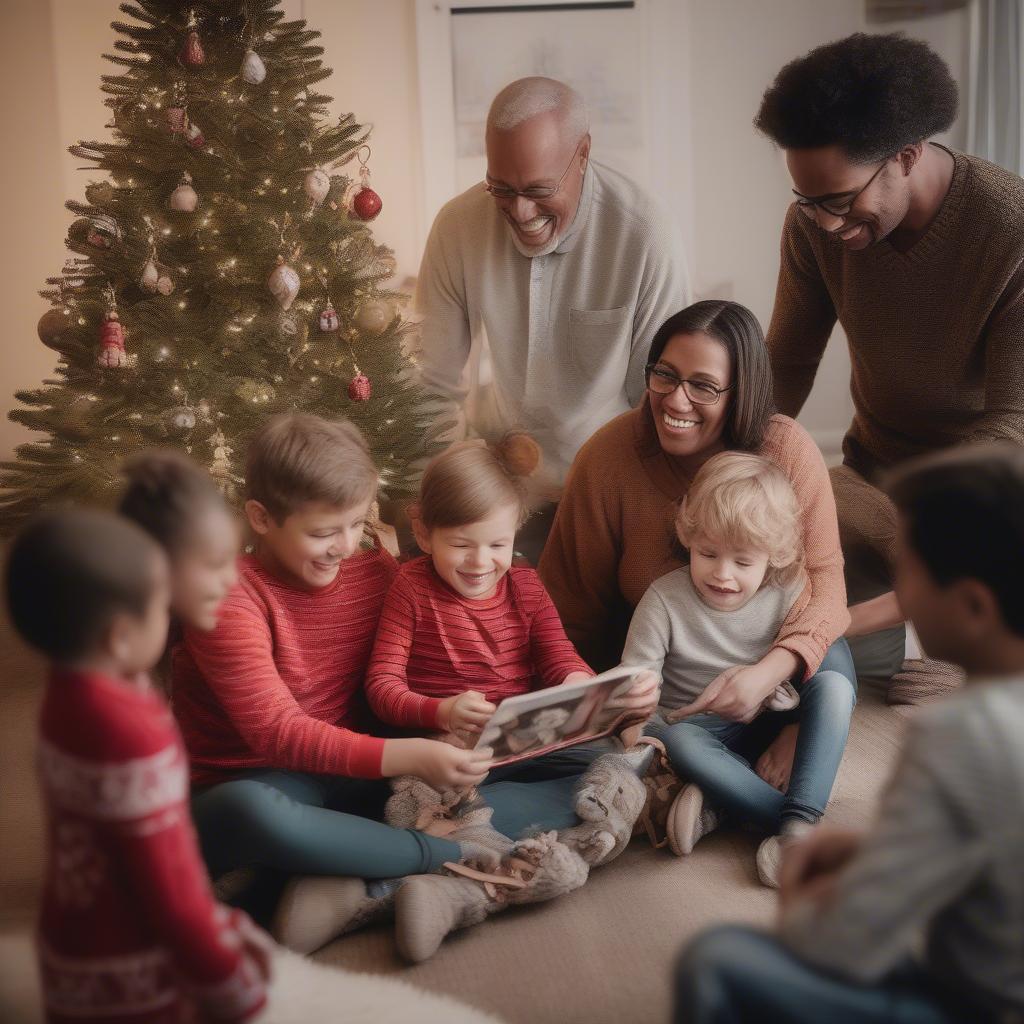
[418,695,443,731]
[347,734,388,778]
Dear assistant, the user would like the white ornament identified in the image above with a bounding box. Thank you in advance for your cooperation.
[319,303,339,332]
[139,259,159,293]
[156,275,174,295]
[241,49,267,85]
[169,172,198,212]
[267,258,300,310]
[303,168,330,206]
[166,406,197,434]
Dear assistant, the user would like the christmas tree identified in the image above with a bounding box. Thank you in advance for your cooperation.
[0,0,447,531]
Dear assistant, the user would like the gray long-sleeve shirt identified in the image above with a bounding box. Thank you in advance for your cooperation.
[781,677,1024,1015]
[621,568,804,710]
[413,160,690,485]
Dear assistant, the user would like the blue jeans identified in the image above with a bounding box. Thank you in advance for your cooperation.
[674,925,990,1024]
[192,765,589,880]
[646,639,856,830]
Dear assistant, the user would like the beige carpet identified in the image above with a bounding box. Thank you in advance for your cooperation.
[0,608,911,1024]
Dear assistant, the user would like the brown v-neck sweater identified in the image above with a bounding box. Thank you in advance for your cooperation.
[768,147,1024,479]
[538,403,848,675]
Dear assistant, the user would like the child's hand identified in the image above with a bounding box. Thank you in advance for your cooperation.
[607,669,661,722]
[439,690,496,736]
[385,737,493,790]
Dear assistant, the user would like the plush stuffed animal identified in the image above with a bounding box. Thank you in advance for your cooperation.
[558,751,648,866]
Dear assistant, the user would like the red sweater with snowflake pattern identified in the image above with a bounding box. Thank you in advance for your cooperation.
[366,557,592,730]
[173,547,396,785]
[36,669,266,1024]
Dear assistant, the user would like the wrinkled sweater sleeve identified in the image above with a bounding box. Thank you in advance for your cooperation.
[365,573,443,731]
[966,260,1024,446]
[767,205,839,418]
[766,418,850,677]
[184,590,386,779]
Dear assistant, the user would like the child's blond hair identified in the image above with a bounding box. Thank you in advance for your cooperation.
[245,412,378,523]
[676,452,804,587]
[418,433,541,531]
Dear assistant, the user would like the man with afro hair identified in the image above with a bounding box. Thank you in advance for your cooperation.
[755,32,1024,707]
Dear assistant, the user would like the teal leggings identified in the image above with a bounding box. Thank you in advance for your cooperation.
[191,763,586,881]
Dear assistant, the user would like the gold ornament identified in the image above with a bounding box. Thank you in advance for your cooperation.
[356,299,393,335]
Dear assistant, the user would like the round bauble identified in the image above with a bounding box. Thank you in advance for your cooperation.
[164,405,197,435]
[241,48,267,84]
[139,259,159,292]
[156,274,174,295]
[348,372,372,402]
[57,395,96,438]
[303,168,330,206]
[38,307,71,350]
[169,172,198,212]
[356,299,392,335]
[352,186,382,221]
[85,181,115,205]
[267,257,300,310]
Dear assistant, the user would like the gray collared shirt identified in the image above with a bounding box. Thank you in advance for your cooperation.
[413,160,689,485]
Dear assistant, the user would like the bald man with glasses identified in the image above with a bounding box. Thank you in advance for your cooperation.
[414,77,688,557]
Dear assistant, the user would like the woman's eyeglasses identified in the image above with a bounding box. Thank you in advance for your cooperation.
[645,364,733,405]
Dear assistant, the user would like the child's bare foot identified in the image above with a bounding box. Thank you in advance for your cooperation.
[755,723,800,791]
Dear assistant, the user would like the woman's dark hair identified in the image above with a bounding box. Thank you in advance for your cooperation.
[886,444,1024,638]
[754,32,958,163]
[119,448,227,555]
[646,300,774,452]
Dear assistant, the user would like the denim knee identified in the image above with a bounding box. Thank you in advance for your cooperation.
[802,669,857,714]
[661,722,719,772]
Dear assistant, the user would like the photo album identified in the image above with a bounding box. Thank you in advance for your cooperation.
[474,665,642,768]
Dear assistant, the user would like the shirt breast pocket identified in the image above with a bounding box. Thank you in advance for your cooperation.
[566,305,631,378]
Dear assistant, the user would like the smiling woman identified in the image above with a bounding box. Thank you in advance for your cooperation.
[538,299,848,680]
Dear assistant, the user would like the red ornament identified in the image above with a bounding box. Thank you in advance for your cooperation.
[180,30,205,66]
[348,372,372,402]
[167,106,187,132]
[352,187,382,221]
[97,312,128,368]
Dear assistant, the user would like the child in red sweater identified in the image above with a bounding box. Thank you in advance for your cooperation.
[172,414,583,956]
[5,510,269,1024]
[367,437,660,757]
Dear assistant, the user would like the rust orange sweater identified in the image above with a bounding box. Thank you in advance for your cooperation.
[538,404,849,675]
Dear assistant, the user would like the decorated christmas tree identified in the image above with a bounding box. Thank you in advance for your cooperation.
[0,0,446,531]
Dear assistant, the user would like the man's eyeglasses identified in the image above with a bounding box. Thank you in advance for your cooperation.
[645,363,734,405]
[485,140,584,202]
[793,160,887,219]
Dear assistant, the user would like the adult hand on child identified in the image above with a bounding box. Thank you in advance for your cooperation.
[670,649,800,723]
[439,690,496,737]
[778,825,863,916]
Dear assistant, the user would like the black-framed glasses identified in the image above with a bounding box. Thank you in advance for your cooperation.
[645,363,734,405]
[793,161,887,219]
[485,140,584,202]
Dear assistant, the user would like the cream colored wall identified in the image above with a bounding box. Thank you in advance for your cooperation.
[0,1,970,462]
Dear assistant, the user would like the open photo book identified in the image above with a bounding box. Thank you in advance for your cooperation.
[474,665,642,768]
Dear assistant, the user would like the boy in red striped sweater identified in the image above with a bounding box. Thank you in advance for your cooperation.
[6,510,269,1024]
[173,414,588,957]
